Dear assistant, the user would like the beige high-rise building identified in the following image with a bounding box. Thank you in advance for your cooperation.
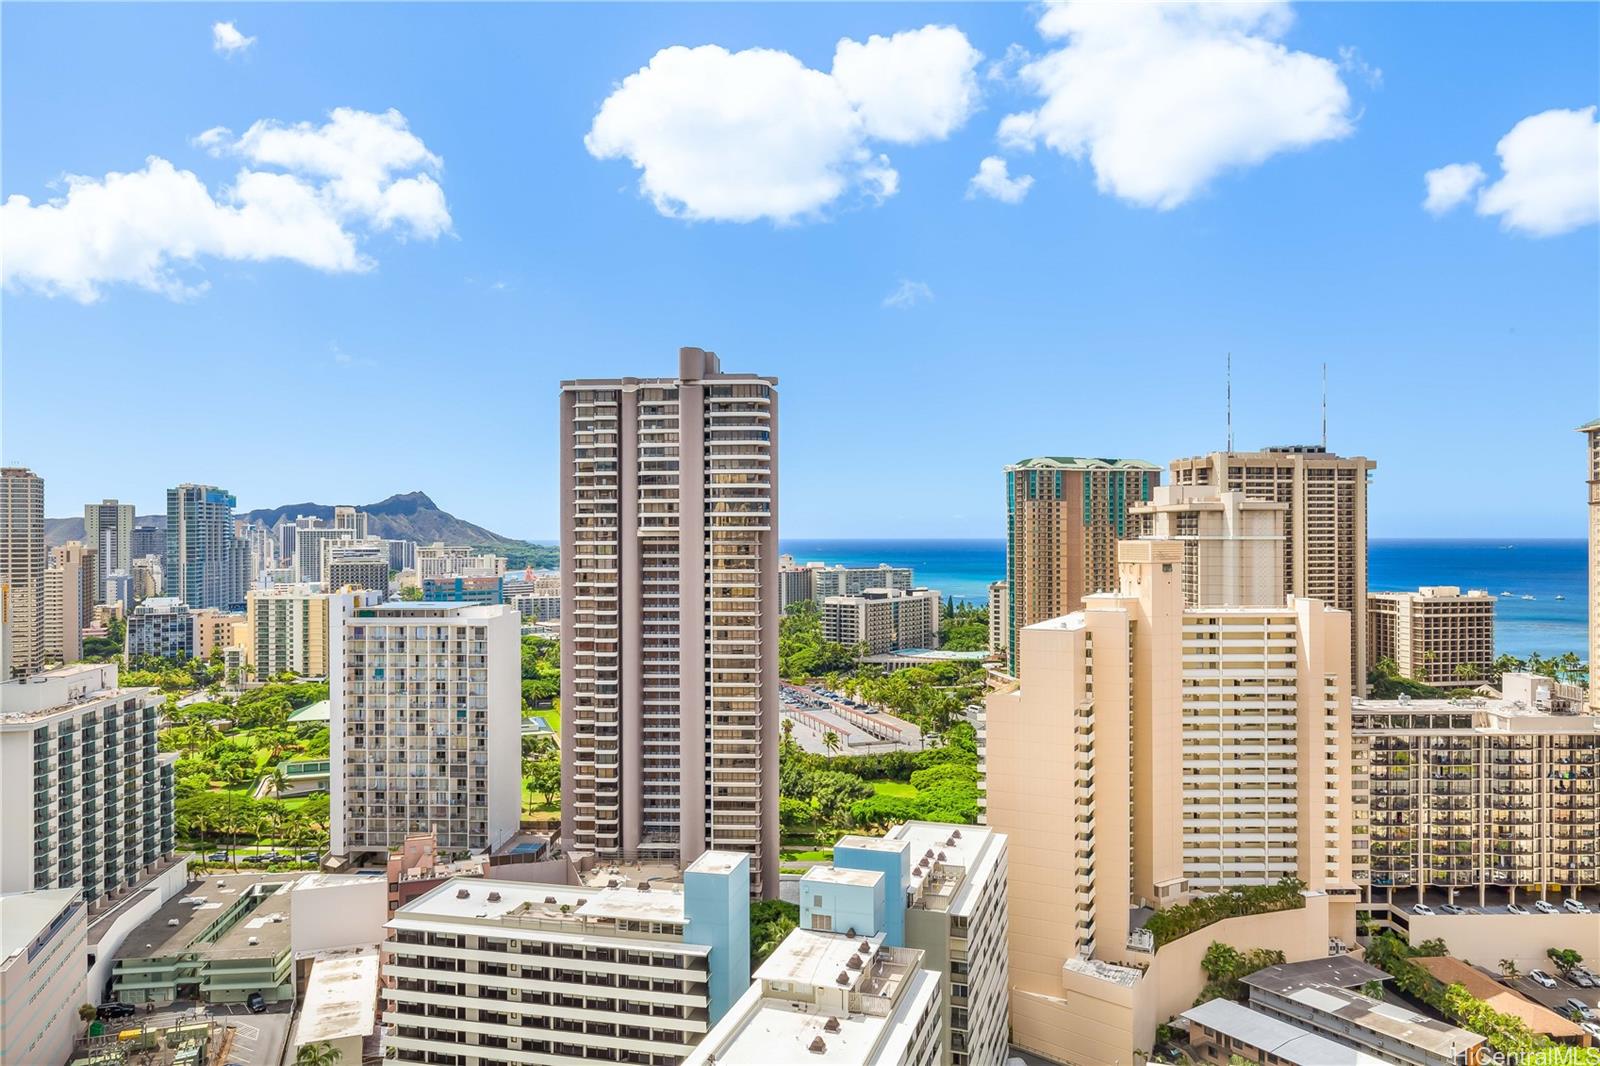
[44,541,95,664]
[190,607,247,661]
[1,468,46,678]
[84,499,135,602]
[983,540,1357,1065]
[822,586,941,655]
[560,347,779,897]
[1003,456,1160,672]
[1170,445,1375,694]
[245,585,372,678]
[987,580,1007,656]
[1130,485,1286,607]
[1366,586,1495,686]
[1582,419,1600,711]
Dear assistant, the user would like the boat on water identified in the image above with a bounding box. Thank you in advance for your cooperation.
[1500,591,1513,597]
[1556,594,1566,600]
[1521,594,1535,600]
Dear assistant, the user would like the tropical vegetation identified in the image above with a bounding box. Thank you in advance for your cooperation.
[1365,933,1553,1056]
[1142,877,1306,948]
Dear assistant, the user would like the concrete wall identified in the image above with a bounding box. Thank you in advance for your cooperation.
[290,876,388,957]
[1407,912,1600,973]
[87,858,192,1001]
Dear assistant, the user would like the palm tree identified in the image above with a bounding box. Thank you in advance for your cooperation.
[822,730,841,756]
[268,767,289,799]
[295,1041,343,1066]
[1499,958,1520,981]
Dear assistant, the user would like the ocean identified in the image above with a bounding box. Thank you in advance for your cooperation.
[778,537,1589,661]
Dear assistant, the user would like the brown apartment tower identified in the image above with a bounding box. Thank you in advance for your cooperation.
[559,348,779,897]
[1169,445,1375,694]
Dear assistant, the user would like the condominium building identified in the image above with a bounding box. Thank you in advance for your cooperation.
[191,607,248,660]
[1003,456,1160,672]
[44,541,94,665]
[817,823,1010,1066]
[333,505,370,538]
[509,592,561,622]
[986,581,1006,656]
[166,483,243,609]
[1169,446,1375,694]
[1353,672,1600,904]
[779,555,816,610]
[382,851,751,1066]
[0,888,88,1066]
[84,499,135,602]
[104,569,134,612]
[686,928,942,1066]
[132,555,163,601]
[982,539,1358,1064]
[2,467,46,678]
[1580,418,1600,712]
[560,348,780,896]
[1130,485,1287,608]
[416,542,507,583]
[0,663,177,908]
[323,539,392,596]
[386,538,418,573]
[330,601,521,856]
[822,587,941,656]
[813,563,915,600]
[131,523,164,560]
[296,524,355,585]
[126,597,195,661]
[248,585,325,677]
[1367,586,1495,686]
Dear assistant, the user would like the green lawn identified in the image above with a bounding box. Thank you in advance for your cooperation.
[780,848,833,862]
[868,779,918,799]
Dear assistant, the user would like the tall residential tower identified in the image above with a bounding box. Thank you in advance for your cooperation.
[165,483,242,610]
[560,347,779,896]
[1,467,46,678]
[1583,419,1600,711]
[84,499,135,602]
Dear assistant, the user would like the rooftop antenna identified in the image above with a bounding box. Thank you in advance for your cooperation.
[1321,362,1328,450]
[1226,353,1233,454]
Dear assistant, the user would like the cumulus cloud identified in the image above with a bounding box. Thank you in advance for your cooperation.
[999,2,1353,209]
[882,279,933,309]
[0,108,450,302]
[212,21,255,55]
[586,25,981,224]
[1422,162,1486,216]
[967,156,1034,203]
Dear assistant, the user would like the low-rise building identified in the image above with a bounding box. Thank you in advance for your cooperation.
[1,888,88,1066]
[125,597,193,661]
[685,928,942,1066]
[382,851,751,1066]
[422,574,504,604]
[823,588,941,656]
[292,945,381,1065]
[0,663,176,909]
[1182,998,1389,1066]
[1367,586,1496,686]
[1409,957,1584,1044]
[190,607,247,660]
[107,872,297,1005]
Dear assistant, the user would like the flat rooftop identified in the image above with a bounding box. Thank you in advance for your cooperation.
[1242,956,1390,995]
[1275,984,1484,1056]
[293,946,380,1045]
[1,888,81,964]
[1183,999,1390,1066]
[116,874,295,961]
[801,867,883,890]
[400,876,688,927]
[885,821,1003,917]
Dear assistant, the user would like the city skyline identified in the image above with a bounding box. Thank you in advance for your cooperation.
[3,3,1597,543]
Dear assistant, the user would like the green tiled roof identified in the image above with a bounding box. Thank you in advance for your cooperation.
[1008,456,1160,470]
[1578,418,1600,432]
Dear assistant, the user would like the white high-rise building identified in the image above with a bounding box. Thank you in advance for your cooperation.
[330,602,520,856]
[1,888,89,1066]
[986,581,1007,657]
[0,663,177,908]
[296,524,355,585]
[84,499,135,602]
[560,347,779,896]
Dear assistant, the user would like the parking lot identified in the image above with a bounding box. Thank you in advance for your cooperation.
[1375,884,1600,916]
[779,683,923,754]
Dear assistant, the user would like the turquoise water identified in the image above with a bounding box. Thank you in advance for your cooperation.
[779,537,1588,660]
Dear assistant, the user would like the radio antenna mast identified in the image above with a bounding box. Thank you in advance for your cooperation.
[1321,362,1328,450]
[1226,353,1233,453]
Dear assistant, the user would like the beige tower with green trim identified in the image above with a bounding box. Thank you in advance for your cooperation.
[1581,419,1600,711]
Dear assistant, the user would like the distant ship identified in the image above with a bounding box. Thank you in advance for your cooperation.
[1521,594,1535,600]
[1500,591,1513,597]
[1555,594,1566,600]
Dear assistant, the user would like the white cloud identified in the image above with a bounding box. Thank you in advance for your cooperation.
[967,156,1034,203]
[882,279,933,309]
[1422,162,1485,216]
[1337,45,1382,89]
[1000,2,1353,209]
[0,108,451,302]
[1475,107,1599,237]
[586,26,980,224]
[212,21,256,55]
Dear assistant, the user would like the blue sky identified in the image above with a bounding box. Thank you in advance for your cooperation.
[3,2,1596,540]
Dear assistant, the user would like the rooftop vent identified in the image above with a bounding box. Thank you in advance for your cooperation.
[924,849,934,859]
[859,940,871,952]
[487,891,501,903]
[167,918,180,927]
[638,882,651,892]
[607,879,619,889]
[846,927,857,939]
[835,971,851,986]
[824,1017,841,1034]
[247,936,259,946]
[577,898,588,906]
[937,851,947,862]
[951,829,962,839]
[456,888,470,899]
[846,955,863,971]
[945,836,957,847]
[809,1037,827,1054]
[544,896,558,904]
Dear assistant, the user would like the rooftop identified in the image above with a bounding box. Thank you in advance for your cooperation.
[116,874,295,962]
[286,700,331,724]
[1,662,144,723]
[1412,957,1584,1039]
[1242,956,1390,995]
[1008,456,1161,471]
[802,867,884,890]
[1275,984,1484,1057]
[399,876,688,928]
[1062,956,1144,989]
[859,648,991,664]
[884,821,1003,916]
[1183,999,1390,1066]
[0,888,81,965]
[293,946,380,1045]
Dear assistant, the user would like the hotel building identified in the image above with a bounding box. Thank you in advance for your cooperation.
[1169,446,1375,693]
[382,851,751,1066]
[1581,418,1600,712]
[84,499,135,603]
[982,540,1358,1064]
[44,541,94,665]
[1353,672,1600,904]
[245,584,371,678]
[822,587,941,656]
[330,601,521,856]
[0,888,88,1066]
[126,597,194,661]
[296,524,355,585]
[1366,586,1495,686]
[0,663,177,908]
[1129,485,1287,608]
[1003,456,1159,672]
[417,543,508,584]
[166,483,243,610]
[559,347,779,896]
[323,539,393,596]
[986,582,1006,656]
[2,466,46,678]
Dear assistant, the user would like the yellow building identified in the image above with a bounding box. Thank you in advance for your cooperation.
[190,606,247,661]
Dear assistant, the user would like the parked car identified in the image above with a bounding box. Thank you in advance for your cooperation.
[1412,904,1435,916]
[1564,998,1596,1022]
[1534,900,1560,914]
[206,852,227,862]
[298,852,320,862]
[1564,898,1591,914]
[97,1003,137,1020]
[246,992,267,1014]
[1571,971,1595,989]
[1530,970,1558,988]
[1508,902,1530,915]
[1438,903,1464,915]
[1582,1021,1600,1042]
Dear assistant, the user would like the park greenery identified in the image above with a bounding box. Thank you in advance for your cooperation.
[777,601,858,680]
[1194,942,1287,1005]
[522,634,560,709]
[938,597,989,652]
[750,899,800,969]
[1365,932,1554,1056]
[1143,877,1306,948]
[1369,650,1589,699]
[81,616,125,661]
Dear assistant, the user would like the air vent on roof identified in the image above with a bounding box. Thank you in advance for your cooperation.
[859,940,871,952]
[937,851,947,862]
[846,927,856,939]
[835,972,851,985]
[247,936,258,946]
[544,896,558,904]
[951,829,961,840]
[167,918,180,927]
[809,1037,827,1054]
[823,1017,841,1034]
[487,891,501,903]
[577,899,587,906]
[638,882,651,892]
[456,888,470,899]
[846,955,863,971]
[607,880,619,889]
[924,849,934,859]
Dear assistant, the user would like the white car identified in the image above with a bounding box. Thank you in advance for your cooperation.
[1508,902,1530,915]
[1581,1022,1600,1042]
[1564,999,1596,1022]
[1564,898,1591,914]
[1412,904,1435,916]
[1530,970,1558,988]
[1534,900,1560,915]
